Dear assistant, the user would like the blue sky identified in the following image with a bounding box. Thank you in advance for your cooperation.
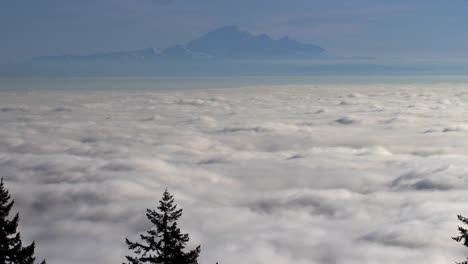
[1,0,468,63]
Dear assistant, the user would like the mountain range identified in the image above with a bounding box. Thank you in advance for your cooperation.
[5,25,426,77]
[32,26,326,62]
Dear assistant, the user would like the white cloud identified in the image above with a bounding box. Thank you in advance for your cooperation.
[1,82,468,263]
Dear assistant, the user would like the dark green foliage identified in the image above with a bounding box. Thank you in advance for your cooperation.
[453,214,468,264]
[124,189,200,264]
[0,178,46,264]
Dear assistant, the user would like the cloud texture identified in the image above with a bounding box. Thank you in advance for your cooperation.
[0,81,468,263]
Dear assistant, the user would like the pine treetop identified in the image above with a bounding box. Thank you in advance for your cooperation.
[0,178,46,264]
[454,214,468,264]
[124,189,200,264]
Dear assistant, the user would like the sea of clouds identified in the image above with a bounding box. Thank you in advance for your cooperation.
[1,81,468,264]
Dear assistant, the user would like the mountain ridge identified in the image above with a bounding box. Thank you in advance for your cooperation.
[180,25,326,59]
[30,26,327,62]
[32,48,158,62]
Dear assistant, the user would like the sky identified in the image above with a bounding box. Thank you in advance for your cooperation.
[2,0,468,63]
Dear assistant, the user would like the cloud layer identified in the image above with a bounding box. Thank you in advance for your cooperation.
[1,81,468,263]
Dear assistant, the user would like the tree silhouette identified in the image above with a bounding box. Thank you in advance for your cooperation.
[124,189,200,264]
[0,178,46,264]
[453,214,468,264]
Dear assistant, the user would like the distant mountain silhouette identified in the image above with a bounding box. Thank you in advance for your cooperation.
[31,26,326,62]
[160,25,326,59]
[8,26,428,76]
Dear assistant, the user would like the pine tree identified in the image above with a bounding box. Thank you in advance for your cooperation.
[124,189,200,264]
[0,178,46,264]
[453,214,468,264]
